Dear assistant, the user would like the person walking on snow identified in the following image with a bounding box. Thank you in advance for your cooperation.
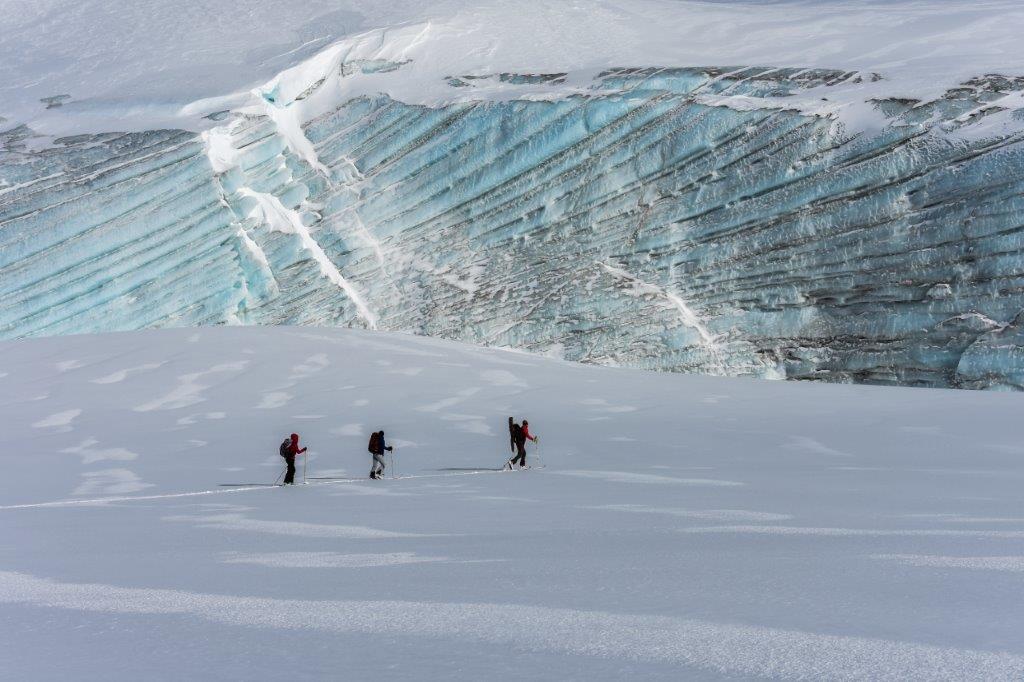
[369,430,393,479]
[280,433,307,485]
[506,418,538,469]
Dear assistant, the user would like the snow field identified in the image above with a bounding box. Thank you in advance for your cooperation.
[1,325,1024,679]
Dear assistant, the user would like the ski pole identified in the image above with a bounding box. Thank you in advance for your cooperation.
[274,468,286,485]
[303,450,308,484]
[534,439,544,468]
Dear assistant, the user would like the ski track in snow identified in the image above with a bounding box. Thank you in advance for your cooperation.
[0,469,521,510]
[907,515,1024,524]
[163,512,432,539]
[591,505,793,522]
[1,570,1022,680]
[787,436,854,458]
[554,470,744,487]
[877,555,1024,572]
[219,552,453,568]
[680,526,1024,539]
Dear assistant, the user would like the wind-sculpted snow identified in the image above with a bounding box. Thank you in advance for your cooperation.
[4,326,1024,678]
[6,570,1024,680]
[2,64,1024,387]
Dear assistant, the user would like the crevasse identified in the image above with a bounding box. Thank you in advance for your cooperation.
[1,62,1023,389]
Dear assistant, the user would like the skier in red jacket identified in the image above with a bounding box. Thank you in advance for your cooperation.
[506,418,538,469]
[521,420,537,445]
[281,433,307,485]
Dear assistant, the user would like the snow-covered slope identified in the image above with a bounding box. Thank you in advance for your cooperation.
[2,1,1024,387]
[5,0,1024,136]
[2,326,1024,679]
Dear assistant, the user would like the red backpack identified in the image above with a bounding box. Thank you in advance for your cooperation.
[367,432,380,454]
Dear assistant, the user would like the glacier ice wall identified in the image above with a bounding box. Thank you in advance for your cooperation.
[2,67,1024,388]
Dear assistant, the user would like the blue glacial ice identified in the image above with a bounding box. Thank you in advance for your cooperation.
[1,65,1024,388]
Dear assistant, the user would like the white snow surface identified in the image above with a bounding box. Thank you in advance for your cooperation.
[2,326,1024,679]
[4,0,1024,136]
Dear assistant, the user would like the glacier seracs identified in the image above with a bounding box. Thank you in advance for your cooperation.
[2,2,1024,388]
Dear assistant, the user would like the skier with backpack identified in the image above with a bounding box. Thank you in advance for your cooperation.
[279,433,307,485]
[506,417,538,469]
[368,430,393,479]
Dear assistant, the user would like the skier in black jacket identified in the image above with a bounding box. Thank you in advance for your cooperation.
[369,430,393,479]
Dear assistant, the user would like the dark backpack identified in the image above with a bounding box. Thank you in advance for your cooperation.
[279,438,291,458]
[368,432,380,454]
[511,423,524,445]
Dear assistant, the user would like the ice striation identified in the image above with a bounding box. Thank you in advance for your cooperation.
[2,60,1024,389]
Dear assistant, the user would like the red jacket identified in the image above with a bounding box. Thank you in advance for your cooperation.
[522,424,536,442]
[287,435,307,456]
